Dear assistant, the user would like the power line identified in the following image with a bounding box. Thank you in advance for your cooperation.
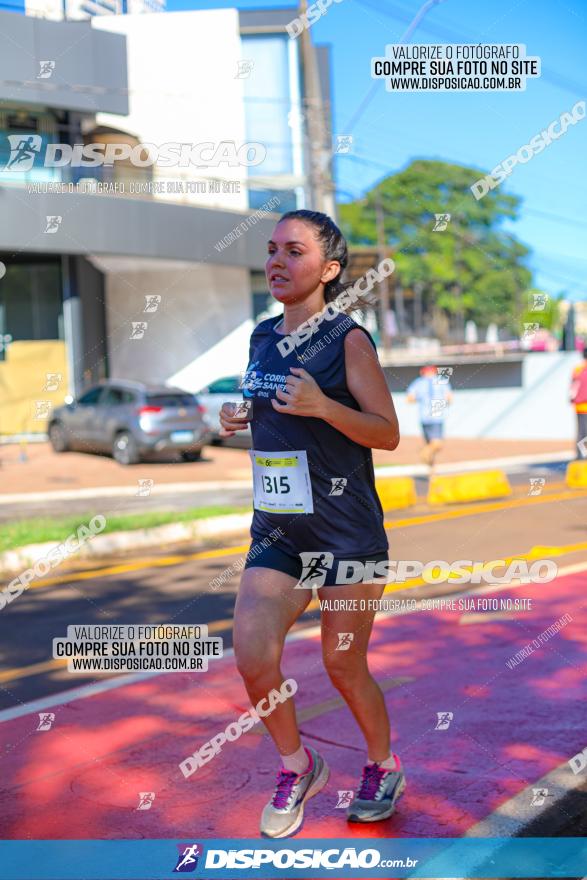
[343,0,447,132]
[356,0,587,96]
[533,269,586,291]
[337,153,587,235]
[523,208,587,230]
[346,0,586,134]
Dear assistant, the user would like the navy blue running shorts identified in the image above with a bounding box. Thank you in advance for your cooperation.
[422,421,444,443]
[244,540,389,587]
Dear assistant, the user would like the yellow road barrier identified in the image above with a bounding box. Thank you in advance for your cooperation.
[566,460,587,488]
[375,476,417,511]
[428,469,512,506]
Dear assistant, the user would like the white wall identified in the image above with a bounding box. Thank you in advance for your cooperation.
[98,256,252,389]
[393,352,582,441]
[93,9,250,211]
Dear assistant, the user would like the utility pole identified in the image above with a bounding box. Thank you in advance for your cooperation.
[375,190,392,353]
[298,0,336,216]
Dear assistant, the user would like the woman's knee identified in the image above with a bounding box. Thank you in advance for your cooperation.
[323,650,368,691]
[234,634,282,685]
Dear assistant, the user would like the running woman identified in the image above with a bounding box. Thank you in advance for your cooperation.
[219,210,404,838]
[406,365,453,470]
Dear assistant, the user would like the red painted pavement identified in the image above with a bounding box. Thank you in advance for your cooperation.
[0,571,586,840]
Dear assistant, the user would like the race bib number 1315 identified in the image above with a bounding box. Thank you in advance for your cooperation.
[249,449,314,514]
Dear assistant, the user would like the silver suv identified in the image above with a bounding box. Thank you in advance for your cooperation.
[48,380,212,465]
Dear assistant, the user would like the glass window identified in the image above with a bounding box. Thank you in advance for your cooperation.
[206,377,241,394]
[249,188,297,214]
[146,393,196,407]
[241,35,293,178]
[0,131,61,185]
[251,270,280,322]
[252,292,273,321]
[101,387,126,405]
[77,387,103,406]
[0,261,62,341]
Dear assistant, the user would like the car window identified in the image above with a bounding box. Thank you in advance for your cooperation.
[146,393,196,407]
[101,387,126,406]
[207,376,241,394]
[77,387,103,405]
[121,389,137,404]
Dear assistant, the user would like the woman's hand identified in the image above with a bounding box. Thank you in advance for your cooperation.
[271,367,327,417]
[219,402,251,438]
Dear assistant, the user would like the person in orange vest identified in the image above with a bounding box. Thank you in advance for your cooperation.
[570,346,587,458]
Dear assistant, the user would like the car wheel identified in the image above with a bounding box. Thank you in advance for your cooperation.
[112,431,140,465]
[181,449,203,462]
[48,422,69,453]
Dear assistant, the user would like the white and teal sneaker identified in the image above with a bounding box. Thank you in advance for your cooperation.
[260,746,329,838]
[346,754,406,823]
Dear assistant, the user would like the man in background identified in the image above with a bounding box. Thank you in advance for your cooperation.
[570,346,587,458]
[407,365,453,469]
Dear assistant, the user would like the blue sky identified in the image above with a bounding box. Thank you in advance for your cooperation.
[167,0,586,302]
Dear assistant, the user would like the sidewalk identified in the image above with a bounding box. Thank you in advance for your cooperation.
[0,437,570,499]
[0,567,584,840]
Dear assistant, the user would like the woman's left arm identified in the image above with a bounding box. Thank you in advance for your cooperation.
[324,328,399,449]
[271,328,400,450]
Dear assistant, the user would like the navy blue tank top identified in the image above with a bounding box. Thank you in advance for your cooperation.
[242,310,389,558]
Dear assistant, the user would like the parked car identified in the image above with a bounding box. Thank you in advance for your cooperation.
[197,375,252,447]
[48,380,212,465]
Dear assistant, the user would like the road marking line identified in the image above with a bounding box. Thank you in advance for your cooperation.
[458,612,518,625]
[15,548,252,589]
[382,541,587,594]
[0,617,234,685]
[5,541,587,682]
[11,487,586,590]
[3,546,587,686]
[1,561,586,725]
[245,676,413,735]
[463,755,587,838]
[420,754,587,875]
[0,658,63,683]
[384,487,586,530]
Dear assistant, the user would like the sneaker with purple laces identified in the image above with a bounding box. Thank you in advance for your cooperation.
[260,746,329,838]
[346,754,406,823]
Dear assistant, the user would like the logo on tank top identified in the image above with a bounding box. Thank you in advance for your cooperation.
[242,360,288,398]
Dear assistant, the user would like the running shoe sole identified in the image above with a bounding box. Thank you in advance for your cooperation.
[261,758,330,839]
[347,773,406,823]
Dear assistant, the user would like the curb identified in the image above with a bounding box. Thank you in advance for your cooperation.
[0,512,253,574]
[0,479,252,506]
[463,755,587,837]
[375,449,572,478]
[0,451,572,506]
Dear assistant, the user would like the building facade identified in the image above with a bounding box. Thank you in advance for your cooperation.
[21,0,165,22]
[0,6,334,435]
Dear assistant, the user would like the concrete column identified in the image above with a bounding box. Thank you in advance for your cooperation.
[61,255,84,397]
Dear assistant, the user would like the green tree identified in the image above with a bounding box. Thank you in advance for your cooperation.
[338,159,532,339]
[519,289,563,334]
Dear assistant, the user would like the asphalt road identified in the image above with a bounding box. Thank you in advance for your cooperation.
[0,482,586,853]
[0,479,585,710]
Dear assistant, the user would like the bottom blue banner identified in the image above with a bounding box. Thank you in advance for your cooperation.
[0,837,586,879]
